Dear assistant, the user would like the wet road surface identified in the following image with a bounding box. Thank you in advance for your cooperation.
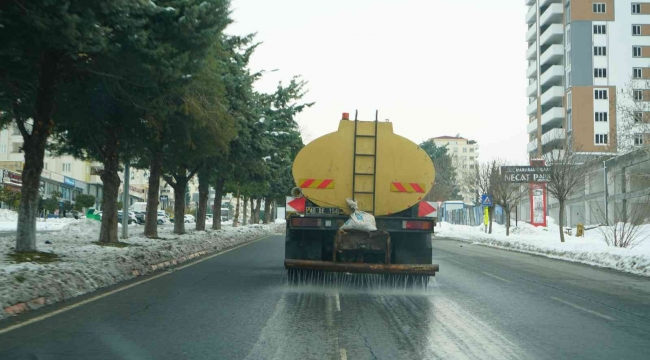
[1,234,649,359]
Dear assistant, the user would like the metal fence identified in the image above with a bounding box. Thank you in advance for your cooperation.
[446,205,507,226]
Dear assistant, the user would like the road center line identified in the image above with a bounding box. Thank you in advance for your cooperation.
[0,234,276,335]
[550,296,614,321]
[482,271,512,284]
[339,348,347,360]
[335,293,341,312]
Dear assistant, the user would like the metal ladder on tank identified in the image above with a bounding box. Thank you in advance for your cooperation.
[351,110,379,214]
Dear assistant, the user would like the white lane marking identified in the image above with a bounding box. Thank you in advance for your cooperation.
[0,234,277,335]
[335,293,341,312]
[550,296,614,321]
[482,271,512,284]
[339,348,347,360]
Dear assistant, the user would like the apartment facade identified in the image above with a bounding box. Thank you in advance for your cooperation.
[526,0,650,158]
[431,136,479,203]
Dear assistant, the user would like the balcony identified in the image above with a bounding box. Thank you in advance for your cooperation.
[540,65,563,87]
[526,80,538,97]
[526,5,537,24]
[527,100,538,115]
[526,61,537,79]
[540,0,562,7]
[527,120,538,135]
[540,86,564,107]
[541,107,565,128]
[540,44,563,66]
[526,23,537,42]
[540,23,563,46]
[541,127,565,146]
[526,41,537,60]
[540,3,563,27]
[527,138,539,153]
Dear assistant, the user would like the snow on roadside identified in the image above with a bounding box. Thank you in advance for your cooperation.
[434,219,650,277]
[0,209,76,231]
[0,221,283,319]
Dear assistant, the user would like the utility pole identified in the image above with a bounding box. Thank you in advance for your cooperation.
[122,161,130,239]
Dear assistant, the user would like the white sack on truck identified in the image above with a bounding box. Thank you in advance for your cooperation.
[340,198,377,232]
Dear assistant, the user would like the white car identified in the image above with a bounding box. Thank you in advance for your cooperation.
[156,211,169,225]
[184,214,195,223]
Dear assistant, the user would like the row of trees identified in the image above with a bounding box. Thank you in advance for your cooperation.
[0,0,311,252]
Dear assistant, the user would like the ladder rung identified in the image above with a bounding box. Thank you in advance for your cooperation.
[355,134,376,138]
[354,172,375,175]
[354,191,375,194]
[355,153,375,157]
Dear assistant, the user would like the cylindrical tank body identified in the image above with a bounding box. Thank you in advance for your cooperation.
[292,119,435,216]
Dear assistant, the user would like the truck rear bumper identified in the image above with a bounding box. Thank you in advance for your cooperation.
[285,259,439,276]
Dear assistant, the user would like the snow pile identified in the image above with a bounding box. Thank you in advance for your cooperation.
[0,209,18,222]
[0,223,284,319]
[435,219,650,277]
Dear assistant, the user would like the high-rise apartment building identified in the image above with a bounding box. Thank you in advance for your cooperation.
[431,136,479,203]
[526,0,649,158]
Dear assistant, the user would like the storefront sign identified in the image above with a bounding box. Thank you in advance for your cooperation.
[64,176,76,187]
[501,166,550,183]
[3,170,22,185]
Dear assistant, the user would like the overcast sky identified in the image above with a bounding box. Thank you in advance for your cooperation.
[228,0,529,163]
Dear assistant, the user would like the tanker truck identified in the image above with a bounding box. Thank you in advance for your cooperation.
[284,112,439,281]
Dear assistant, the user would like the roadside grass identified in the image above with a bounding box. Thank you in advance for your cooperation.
[8,251,59,264]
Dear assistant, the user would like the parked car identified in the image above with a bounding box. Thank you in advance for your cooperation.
[64,210,81,219]
[156,211,169,225]
[117,211,134,225]
[134,211,146,224]
[184,214,195,223]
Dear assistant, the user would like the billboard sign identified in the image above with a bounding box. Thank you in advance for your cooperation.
[501,166,551,183]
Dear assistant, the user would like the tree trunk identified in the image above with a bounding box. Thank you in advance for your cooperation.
[559,200,565,243]
[172,178,188,235]
[263,197,272,224]
[144,151,162,238]
[99,135,121,244]
[249,196,255,224]
[233,187,240,227]
[211,177,225,230]
[254,198,262,224]
[15,50,62,252]
[242,196,248,225]
[196,165,212,231]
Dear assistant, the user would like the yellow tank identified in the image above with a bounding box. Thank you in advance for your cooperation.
[292,118,435,216]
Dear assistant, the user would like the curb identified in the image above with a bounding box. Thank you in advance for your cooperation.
[3,230,281,317]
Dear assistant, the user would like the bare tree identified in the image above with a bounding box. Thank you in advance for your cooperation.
[493,160,529,236]
[544,142,588,242]
[616,76,650,155]
[460,161,498,233]
[592,198,650,248]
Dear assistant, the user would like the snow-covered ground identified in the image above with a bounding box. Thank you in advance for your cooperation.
[0,209,77,231]
[0,219,283,319]
[435,218,650,277]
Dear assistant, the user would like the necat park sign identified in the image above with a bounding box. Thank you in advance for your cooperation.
[501,166,550,183]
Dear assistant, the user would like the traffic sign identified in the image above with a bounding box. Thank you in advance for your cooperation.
[160,195,168,201]
[481,194,493,207]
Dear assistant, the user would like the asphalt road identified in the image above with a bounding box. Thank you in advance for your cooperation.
[1,234,650,359]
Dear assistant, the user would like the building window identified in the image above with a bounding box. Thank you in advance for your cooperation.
[462,147,467,153]
[634,68,643,78]
[595,112,608,122]
[594,68,607,78]
[62,163,71,172]
[635,112,643,122]
[633,25,642,35]
[634,134,645,145]
[469,148,475,152]
[44,163,48,170]
[594,46,607,56]
[593,25,606,34]
[595,134,609,144]
[567,110,573,133]
[633,46,642,57]
[0,144,5,153]
[595,89,608,99]
[634,90,644,101]
[593,3,606,13]
[633,3,641,14]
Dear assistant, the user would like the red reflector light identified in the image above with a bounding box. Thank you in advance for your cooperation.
[402,220,433,230]
[291,218,322,227]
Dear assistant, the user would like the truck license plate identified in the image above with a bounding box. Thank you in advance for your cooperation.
[306,207,340,215]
